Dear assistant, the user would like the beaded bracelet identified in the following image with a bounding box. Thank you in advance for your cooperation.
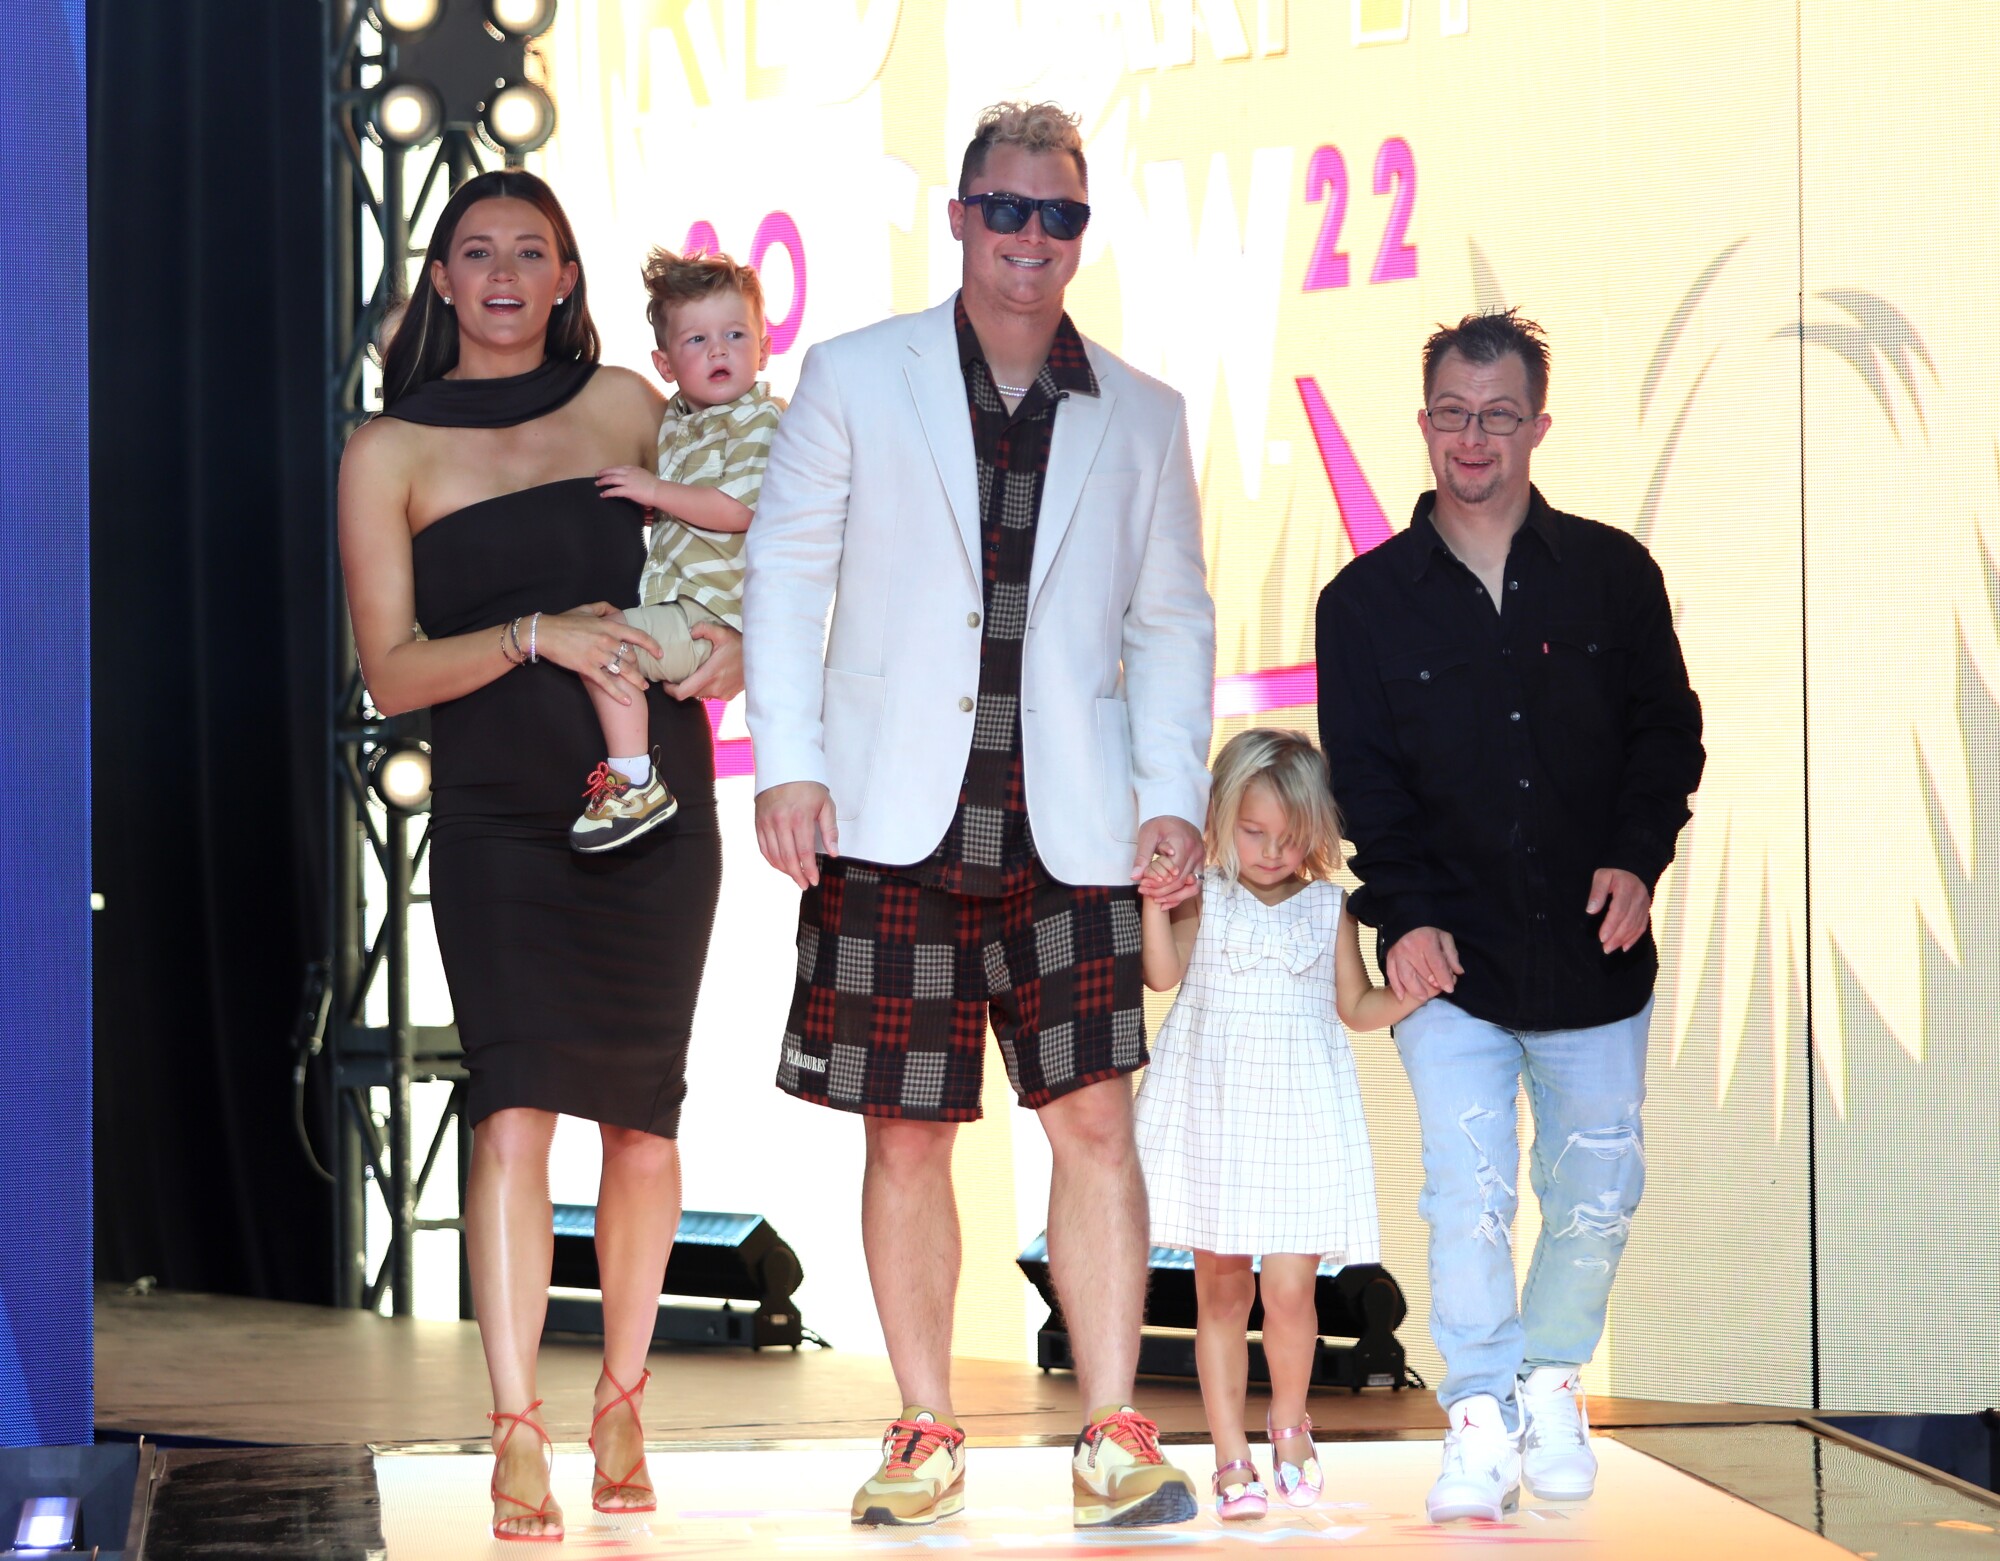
[528,611,541,664]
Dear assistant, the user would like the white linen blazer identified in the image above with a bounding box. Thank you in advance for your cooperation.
[743,297,1215,887]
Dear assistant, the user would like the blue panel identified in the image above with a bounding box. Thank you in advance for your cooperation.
[0,0,91,1448]
[551,1206,764,1248]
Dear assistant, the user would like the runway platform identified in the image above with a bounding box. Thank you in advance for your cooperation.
[98,1289,2000,1559]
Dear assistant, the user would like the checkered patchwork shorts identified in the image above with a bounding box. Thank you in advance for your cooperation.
[776,860,1147,1120]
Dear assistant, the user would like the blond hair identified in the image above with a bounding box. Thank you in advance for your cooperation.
[1205,729,1344,885]
[958,101,1088,196]
[641,247,766,348]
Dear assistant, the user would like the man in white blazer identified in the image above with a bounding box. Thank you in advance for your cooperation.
[745,104,1214,1529]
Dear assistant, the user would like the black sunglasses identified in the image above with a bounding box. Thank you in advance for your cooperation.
[961,191,1092,242]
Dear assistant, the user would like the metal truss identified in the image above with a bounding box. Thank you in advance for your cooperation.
[320,1,527,1317]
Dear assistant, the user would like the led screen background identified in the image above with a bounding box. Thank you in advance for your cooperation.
[377,1,2000,1411]
[0,0,91,1447]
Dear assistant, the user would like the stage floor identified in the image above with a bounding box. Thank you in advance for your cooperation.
[95,1287,1804,1446]
[132,1427,2000,1560]
[102,1290,2000,1559]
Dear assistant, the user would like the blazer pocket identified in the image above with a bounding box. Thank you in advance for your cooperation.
[1095,695,1140,844]
[822,668,885,821]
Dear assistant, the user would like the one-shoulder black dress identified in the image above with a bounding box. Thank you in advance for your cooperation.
[410,475,721,1136]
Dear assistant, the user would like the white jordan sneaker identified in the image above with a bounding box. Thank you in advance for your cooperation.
[1519,1367,1596,1500]
[1427,1394,1522,1523]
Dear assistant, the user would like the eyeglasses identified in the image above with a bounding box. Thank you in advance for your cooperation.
[961,192,1092,242]
[1424,405,1531,436]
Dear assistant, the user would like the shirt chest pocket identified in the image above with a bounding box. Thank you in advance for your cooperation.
[1380,646,1478,763]
[1536,619,1627,738]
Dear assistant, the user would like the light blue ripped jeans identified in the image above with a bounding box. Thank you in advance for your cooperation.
[1391,996,1652,1422]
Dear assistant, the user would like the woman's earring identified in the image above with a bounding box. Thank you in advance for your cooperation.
[555,295,566,305]
[442,295,453,305]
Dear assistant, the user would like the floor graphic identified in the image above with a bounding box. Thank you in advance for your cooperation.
[373,1437,1855,1558]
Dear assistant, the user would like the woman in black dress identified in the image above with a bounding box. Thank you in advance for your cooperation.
[339,170,733,1541]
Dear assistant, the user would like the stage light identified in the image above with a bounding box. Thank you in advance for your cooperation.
[366,740,432,813]
[1019,1236,1420,1392]
[13,1494,78,1552]
[372,79,444,147]
[0,1447,141,1556]
[546,1205,807,1348]
[482,80,554,155]
[376,0,444,38]
[486,0,557,39]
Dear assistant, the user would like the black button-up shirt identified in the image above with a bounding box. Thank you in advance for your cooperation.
[1315,487,1704,1031]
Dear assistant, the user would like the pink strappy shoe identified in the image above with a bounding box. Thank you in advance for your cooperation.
[1268,1413,1323,1508]
[1212,1459,1268,1520]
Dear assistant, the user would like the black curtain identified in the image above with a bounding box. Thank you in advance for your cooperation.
[90,0,334,1301]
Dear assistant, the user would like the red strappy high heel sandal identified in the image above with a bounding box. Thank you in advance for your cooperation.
[488,1398,563,1543]
[589,1366,657,1514]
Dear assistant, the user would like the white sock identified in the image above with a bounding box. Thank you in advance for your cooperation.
[609,755,651,785]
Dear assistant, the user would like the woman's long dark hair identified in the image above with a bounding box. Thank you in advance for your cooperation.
[381,169,600,408]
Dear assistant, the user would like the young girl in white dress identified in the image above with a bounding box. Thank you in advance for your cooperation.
[1134,728,1419,1521]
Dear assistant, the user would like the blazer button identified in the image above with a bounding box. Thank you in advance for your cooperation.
[967,612,981,628]
[958,696,975,712]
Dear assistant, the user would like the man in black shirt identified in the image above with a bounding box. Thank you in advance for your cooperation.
[1316,311,1703,1522]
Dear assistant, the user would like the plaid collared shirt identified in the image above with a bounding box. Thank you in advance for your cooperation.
[886,294,1100,897]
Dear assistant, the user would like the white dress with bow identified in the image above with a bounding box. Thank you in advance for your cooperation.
[1134,870,1380,1260]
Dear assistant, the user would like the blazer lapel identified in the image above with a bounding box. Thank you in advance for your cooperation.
[1029,377,1114,611]
[903,304,982,585]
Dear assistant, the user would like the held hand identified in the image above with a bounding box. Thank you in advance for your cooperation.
[661,621,744,702]
[1132,815,1204,908]
[1384,926,1463,1004]
[1587,867,1652,953]
[595,466,661,509]
[534,604,664,705]
[755,780,838,890]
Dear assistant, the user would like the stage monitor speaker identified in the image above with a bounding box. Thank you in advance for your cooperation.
[545,1206,806,1349]
[1018,1236,1417,1392]
[0,1444,144,1560]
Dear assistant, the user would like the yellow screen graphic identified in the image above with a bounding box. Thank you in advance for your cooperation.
[456,0,2000,1411]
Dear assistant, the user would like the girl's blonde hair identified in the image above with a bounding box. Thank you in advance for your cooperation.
[1205,728,1344,884]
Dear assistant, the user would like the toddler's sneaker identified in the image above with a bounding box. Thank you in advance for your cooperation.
[570,759,678,853]
[851,1408,966,1525]
[1519,1367,1596,1501]
[1071,1406,1197,1528]
[1426,1393,1522,1523]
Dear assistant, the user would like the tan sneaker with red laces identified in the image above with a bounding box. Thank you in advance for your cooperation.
[851,1407,967,1525]
[570,756,678,854]
[1071,1405,1198,1527]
